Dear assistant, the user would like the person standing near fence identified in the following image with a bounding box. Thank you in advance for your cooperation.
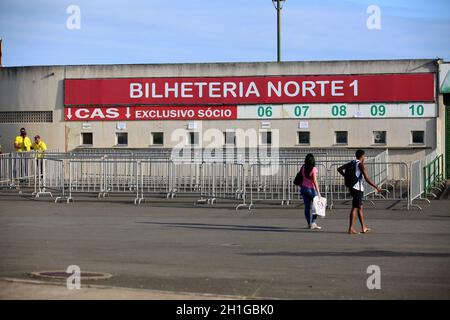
[13,128,32,179]
[31,135,47,175]
[14,128,31,152]
[300,153,322,230]
[337,149,381,235]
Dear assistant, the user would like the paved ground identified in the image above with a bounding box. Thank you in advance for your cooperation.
[0,192,449,299]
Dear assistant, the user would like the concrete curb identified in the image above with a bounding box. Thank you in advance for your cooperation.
[29,271,113,281]
[0,277,254,300]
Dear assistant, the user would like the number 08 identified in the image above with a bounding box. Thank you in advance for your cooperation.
[331,105,347,117]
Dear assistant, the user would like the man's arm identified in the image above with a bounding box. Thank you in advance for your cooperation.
[337,164,346,177]
[14,137,20,150]
[24,138,32,149]
[360,163,381,192]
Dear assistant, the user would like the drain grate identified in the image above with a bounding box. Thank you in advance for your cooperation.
[30,271,112,281]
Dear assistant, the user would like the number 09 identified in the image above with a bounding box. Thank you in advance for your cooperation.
[370,105,386,116]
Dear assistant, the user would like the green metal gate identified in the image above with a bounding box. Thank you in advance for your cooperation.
[446,105,450,178]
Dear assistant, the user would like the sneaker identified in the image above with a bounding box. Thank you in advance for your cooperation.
[310,223,322,230]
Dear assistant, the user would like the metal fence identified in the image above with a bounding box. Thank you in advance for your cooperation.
[423,154,446,199]
[326,161,410,210]
[198,162,246,209]
[68,159,107,201]
[0,154,13,188]
[135,160,171,204]
[410,150,437,208]
[0,154,37,189]
[35,158,66,202]
[244,162,329,209]
[2,148,444,211]
[70,147,380,164]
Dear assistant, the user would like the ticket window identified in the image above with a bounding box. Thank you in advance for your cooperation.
[151,132,164,146]
[188,132,200,146]
[411,131,425,145]
[81,132,93,146]
[373,131,387,145]
[116,132,128,146]
[298,131,310,145]
[260,131,272,145]
[335,131,348,145]
[224,132,236,146]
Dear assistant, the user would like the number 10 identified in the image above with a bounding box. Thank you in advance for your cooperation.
[409,104,424,116]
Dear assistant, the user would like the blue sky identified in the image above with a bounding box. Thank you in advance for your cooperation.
[0,0,449,66]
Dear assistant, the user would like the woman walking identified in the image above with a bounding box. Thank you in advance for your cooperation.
[300,153,322,230]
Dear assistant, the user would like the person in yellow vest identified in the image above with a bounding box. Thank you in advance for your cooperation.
[13,128,32,179]
[14,128,32,152]
[31,135,47,156]
[32,135,47,175]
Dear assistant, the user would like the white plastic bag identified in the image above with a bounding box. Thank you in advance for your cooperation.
[312,196,327,217]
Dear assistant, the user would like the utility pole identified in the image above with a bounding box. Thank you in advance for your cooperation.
[272,0,286,62]
[0,39,3,67]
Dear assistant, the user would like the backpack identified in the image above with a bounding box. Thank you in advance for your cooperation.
[293,165,304,186]
[343,160,361,188]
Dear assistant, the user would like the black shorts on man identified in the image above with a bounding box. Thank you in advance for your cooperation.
[349,188,364,208]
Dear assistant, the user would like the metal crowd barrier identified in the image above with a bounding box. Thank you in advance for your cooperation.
[68,159,105,201]
[0,155,13,189]
[70,147,382,165]
[197,162,246,209]
[135,160,171,204]
[35,158,66,202]
[365,162,409,208]
[0,154,37,189]
[409,150,437,208]
[283,162,328,206]
[2,148,439,211]
[67,158,139,202]
[328,162,411,210]
[246,162,286,209]
[168,161,202,198]
[102,159,139,198]
[423,154,445,199]
[241,161,324,209]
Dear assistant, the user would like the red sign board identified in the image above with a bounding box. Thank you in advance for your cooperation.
[64,106,237,121]
[64,73,435,106]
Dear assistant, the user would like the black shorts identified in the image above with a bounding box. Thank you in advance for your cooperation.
[349,188,364,208]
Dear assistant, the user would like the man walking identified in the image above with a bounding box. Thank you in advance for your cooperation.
[337,149,381,235]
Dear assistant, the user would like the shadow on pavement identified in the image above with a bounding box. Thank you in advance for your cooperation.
[136,221,344,234]
[241,250,450,258]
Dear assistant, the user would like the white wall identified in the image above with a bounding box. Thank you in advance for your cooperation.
[0,59,441,162]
